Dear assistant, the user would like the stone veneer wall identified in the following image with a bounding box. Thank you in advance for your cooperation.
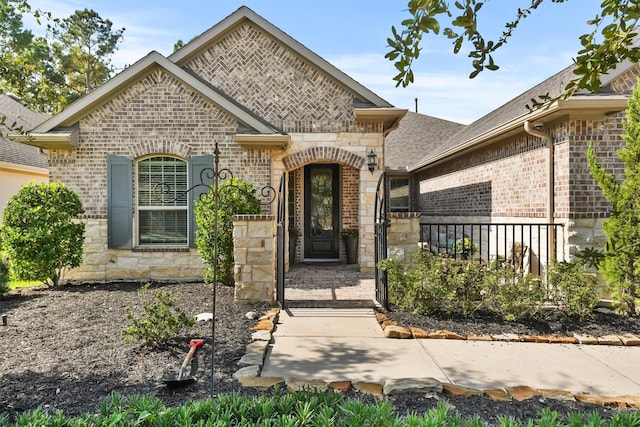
[274,132,384,273]
[71,219,207,280]
[233,215,276,304]
[387,212,421,266]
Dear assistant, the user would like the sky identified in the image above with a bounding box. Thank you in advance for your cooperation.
[24,0,605,125]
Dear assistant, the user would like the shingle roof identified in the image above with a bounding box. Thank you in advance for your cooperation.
[407,62,627,171]
[0,94,49,169]
[385,111,465,170]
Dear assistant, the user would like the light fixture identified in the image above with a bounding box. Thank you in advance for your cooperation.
[367,149,377,174]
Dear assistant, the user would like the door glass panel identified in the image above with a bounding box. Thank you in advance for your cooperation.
[310,167,334,237]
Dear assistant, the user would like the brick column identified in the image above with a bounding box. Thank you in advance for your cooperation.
[233,215,276,304]
[387,212,421,266]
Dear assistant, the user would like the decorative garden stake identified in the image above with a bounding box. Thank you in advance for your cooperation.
[154,141,277,398]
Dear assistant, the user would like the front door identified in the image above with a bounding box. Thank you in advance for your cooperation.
[304,164,339,259]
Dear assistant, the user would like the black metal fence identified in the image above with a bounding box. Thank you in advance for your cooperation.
[419,223,566,275]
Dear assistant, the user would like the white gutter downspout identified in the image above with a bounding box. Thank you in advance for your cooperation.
[524,120,556,260]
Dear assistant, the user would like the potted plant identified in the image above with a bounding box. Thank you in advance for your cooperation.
[341,229,359,264]
[288,226,300,265]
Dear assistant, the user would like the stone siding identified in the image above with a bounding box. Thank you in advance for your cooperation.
[233,215,276,303]
[71,218,206,280]
[387,212,421,266]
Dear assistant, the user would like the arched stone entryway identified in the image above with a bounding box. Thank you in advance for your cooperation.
[282,147,364,264]
[282,146,366,171]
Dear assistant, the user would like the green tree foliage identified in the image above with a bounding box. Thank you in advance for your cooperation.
[0,3,125,113]
[587,78,640,316]
[0,255,9,296]
[0,2,66,113]
[50,8,125,100]
[195,178,261,285]
[387,0,640,108]
[0,182,85,287]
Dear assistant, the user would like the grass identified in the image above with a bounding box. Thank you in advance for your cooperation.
[1,390,639,427]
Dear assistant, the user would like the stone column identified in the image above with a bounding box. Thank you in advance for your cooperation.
[387,212,421,266]
[233,214,276,304]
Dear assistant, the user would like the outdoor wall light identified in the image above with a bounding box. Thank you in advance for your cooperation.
[367,149,377,174]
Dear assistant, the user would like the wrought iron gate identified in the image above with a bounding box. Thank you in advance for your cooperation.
[374,172,389,310]
[275,173,286,308]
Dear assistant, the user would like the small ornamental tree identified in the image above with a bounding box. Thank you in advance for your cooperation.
[587,77,640,316]
[0,181,85,287]
[195,178,261,285]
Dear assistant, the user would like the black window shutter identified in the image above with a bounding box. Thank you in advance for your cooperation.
[189,155,213,248]
[107,155,133,249]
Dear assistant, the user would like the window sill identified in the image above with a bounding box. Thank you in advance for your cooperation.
[132,246,191,252]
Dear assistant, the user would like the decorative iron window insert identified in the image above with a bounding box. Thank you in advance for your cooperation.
[137,156,188,245]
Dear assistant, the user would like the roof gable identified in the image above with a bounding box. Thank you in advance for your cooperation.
[32,51,280,136]
[169,6,392,108]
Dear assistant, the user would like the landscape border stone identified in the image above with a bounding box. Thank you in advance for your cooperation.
[372,311,640,347]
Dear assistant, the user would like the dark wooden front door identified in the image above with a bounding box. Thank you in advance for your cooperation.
[304,164,339,259]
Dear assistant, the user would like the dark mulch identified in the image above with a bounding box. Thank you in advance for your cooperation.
[0,282,638,425]
[386,306,640,338]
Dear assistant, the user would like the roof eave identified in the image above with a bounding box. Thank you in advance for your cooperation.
[236,134,290,150]
[355,108,408,133]
[10,127,79,151]
[0,161,49,175]
[408,95,628,172]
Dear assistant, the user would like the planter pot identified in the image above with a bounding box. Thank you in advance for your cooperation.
[344,236,358,264]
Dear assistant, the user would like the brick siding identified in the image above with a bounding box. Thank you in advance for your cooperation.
[183,23,355,132]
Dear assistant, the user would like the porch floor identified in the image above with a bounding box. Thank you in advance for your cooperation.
[284,263,377,308]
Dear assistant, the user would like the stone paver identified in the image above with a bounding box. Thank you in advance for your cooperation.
[419,339,640,395]
[285,264,376,308]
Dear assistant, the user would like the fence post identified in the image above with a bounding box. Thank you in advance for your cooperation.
[387,212,422,266]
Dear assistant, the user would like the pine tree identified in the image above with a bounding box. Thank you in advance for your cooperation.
[587,77,640,316]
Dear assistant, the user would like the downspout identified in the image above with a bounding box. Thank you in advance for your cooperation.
[524,120,556,260]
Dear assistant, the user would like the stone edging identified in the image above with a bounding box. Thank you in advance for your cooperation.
[232,308,640,408]
[375,313,640,346]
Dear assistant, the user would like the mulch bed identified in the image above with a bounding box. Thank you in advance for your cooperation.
[1,281,638,424]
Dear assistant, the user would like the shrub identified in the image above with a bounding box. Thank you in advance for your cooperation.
[195,177,261,285]
[0,182,85,287]
[122,284,195,346]
[483,264,546,321]
[379,252,487,316]
[0,255,9,296]
[381,250,599,321]
[547,261,600,319]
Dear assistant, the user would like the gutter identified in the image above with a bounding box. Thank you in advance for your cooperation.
[524,120,556,258]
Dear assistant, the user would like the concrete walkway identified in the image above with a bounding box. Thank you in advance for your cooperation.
[260,308,640,397]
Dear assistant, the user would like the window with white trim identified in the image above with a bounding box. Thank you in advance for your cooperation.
[137,156,188,245]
